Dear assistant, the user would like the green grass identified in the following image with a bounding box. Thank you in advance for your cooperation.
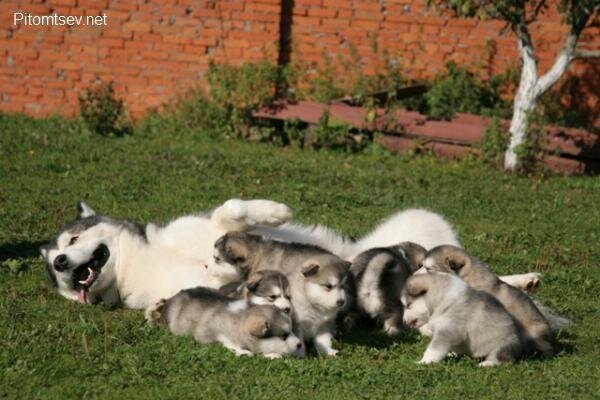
[1,112,599,399]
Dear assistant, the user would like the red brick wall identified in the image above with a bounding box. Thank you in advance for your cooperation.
[0,0,598,119]
[0,0,281,118]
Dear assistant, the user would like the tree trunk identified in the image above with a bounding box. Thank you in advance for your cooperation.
[504,24,538,171]
[503,23,582,171]
[504,78,538,170]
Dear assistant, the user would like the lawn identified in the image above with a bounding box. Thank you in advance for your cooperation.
[0,113,598,399]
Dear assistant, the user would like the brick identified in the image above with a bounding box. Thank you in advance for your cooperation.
[54,61,80,71]
[122,21,152,32]
[308,8,338,18]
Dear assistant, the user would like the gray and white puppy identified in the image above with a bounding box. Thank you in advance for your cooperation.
[219,270,293,314]
[349,246,413,334]
[401,271,523,366]
[421,245,557,357]
[145,286,305,358]
[394,241,428,272]
[214,232,353,356]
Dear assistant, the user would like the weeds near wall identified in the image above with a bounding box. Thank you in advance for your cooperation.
[478,117,509,167]
[79,81,132,137]
[421,62,508,120]
[514,112,550,174]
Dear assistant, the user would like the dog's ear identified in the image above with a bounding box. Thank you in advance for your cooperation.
[77,201,96,219]
[406,276,428,297]
[214,235,227,251]
[445,254,466,272]
[301,263,320,277]
[246,314,270,338]
[246,272,264,292]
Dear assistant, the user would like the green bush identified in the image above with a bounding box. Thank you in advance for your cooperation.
[79,81,132,137]
[423,62,506,120]
[479,117,509,166]
[207,61,289,138]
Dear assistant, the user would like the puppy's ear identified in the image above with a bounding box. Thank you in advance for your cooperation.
[214,234,227,250]
[301,264,320,277]
[246,272,264,292]
[406,276,428,297]
[445,254,466,271]
[246,314,270,338]
[77,201,96,219]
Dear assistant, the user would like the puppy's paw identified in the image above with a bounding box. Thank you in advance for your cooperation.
[144,299,166,326]
[233,349,254,357]
[324,348,339,356]
[383,321,401,336]
[478,360,500,367]
[264,353,283,359]
[524,273,542,293]
[417,358,437,365]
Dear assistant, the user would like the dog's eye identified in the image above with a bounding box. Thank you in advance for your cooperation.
[68,236,79,246]
[214,256,221,263]
[268,295,277,301]
[281,333,290,340]
[235,257,246,264]
[418,263,423,268]
[323,283,333,291]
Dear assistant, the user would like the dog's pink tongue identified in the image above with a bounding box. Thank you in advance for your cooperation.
[77,289,88,304]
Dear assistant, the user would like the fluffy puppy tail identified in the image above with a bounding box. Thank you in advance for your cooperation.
[145,299,168,327]
[534,300,572,333]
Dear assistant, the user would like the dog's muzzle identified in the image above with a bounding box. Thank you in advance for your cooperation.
[64,243,110,304]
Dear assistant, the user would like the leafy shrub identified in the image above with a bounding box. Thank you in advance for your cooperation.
[309,111,368,152]
[79,81,132,136]
[423,62,506,120]
[479,117,509,166]
[207,61,288,138]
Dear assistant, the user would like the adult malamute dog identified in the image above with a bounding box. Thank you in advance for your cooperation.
[40,198,537,310]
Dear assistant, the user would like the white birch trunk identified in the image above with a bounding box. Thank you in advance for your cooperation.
[503,26,581,171]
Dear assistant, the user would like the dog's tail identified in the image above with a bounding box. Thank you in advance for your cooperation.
[145,298,168,327]
[535,300,572,333]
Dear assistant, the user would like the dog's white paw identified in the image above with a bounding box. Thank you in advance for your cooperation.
[383,321,400,336]
[233,349,254,357]
[322,348,338,356]
[501,272,542,292]
[222,199,293,228]
[524,273,542,293]
[478,360,500,367]
[264,353,283,359]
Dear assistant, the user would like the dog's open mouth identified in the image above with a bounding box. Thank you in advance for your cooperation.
[72,244,110,304]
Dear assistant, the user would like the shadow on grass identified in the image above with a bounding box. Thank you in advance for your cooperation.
[0,240,46,262]
[339,317,421,349]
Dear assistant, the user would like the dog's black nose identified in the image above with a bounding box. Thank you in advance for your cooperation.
[336,299,345,307]
[282,307,291,314]
[296,342,303,350]
[53,254,68,271]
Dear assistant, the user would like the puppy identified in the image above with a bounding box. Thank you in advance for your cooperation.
[394,241,427,272]
[145,286,305,358]
[349,246,413,334]
[214,232,353,356]
[401,271,523,366]
[421,245,556,356]
[219,270,293,314]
